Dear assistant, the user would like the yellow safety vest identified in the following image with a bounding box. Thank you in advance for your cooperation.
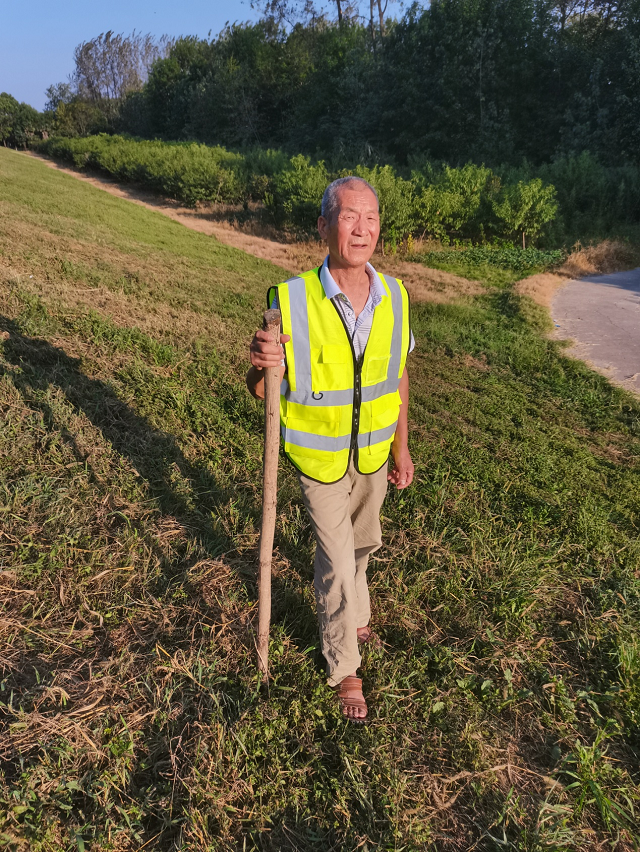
[267,267,410,483]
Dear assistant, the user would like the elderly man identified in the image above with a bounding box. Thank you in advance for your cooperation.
[247,176,414,722]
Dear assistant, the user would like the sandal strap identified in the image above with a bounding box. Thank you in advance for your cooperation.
[337,676,366,704]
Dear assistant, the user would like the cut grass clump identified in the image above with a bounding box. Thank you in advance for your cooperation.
[1,148,640,851]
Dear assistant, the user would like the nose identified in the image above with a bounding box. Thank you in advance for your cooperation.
[352,215,367,235]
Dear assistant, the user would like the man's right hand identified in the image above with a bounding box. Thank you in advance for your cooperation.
[249,330,290,369]
[246,330,290,399]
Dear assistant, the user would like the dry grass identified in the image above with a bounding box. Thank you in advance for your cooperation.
[512,272,567,308]
[559,239,640,278]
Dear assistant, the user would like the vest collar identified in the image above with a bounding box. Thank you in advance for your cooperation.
[319,256,387,304]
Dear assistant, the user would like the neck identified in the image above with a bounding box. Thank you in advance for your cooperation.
[327,255,370,295]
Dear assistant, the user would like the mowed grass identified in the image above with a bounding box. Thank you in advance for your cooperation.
[0,148,639,851]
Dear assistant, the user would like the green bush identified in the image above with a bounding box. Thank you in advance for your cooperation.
[413,163,497,241]
[38,134,248,205]
[500,152,640,243]
[37,134,565,246]
[492,178,558,248]
[265,154,329,231]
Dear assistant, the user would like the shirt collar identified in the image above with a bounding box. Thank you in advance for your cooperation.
[319,255,386,303]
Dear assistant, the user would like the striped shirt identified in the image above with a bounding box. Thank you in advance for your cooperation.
[273,256,415,362]
[319,256,384,360]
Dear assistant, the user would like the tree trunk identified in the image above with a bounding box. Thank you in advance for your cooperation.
[370,0,376,47]
[376,0,386,38]
[522,231,526,250]
[336,0,343,24]
[257,308,282,679]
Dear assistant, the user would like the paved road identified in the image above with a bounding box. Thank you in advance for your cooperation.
[552,268,640,394]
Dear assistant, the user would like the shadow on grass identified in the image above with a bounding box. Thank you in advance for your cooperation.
[0,315,318,636]
[0,315,330,846]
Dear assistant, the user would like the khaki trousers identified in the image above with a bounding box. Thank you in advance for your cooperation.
[297,460,388,687]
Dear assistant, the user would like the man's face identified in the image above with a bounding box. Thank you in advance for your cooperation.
[318,186,380,268]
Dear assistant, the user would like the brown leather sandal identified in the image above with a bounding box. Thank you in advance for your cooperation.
[357,626,382,648]
[335,676,368,724]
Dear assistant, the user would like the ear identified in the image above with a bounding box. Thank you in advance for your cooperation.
[317,215,329,240]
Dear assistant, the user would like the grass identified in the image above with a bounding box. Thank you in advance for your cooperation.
[1,147,640,851]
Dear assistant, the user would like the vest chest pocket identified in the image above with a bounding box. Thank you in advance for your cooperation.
[310,344,353,392]
[364,355,390,385]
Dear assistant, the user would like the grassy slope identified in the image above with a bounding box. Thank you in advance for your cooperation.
[0,148,639,851]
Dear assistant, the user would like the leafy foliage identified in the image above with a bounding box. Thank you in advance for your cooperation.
[70,2,640,171]
[266,154,329,229]
[492,178,558,247]
[0,93,49,149]
[38,134,562,244]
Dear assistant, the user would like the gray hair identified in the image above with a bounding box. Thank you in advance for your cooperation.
[321,176,379,222]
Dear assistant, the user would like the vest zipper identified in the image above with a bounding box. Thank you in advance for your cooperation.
[330,297,368,472]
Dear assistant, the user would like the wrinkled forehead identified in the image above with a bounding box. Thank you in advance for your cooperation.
[334,184,379,214]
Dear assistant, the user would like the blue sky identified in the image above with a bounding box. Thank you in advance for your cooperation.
[0,0,260,110]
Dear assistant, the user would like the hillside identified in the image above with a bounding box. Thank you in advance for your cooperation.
[1,148,639,851]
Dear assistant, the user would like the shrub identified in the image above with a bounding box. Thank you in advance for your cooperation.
[265,155,329,231]
[492,178,558,248]
[413,163,497,241]
[37,134,248,205]
[37,134,566,246]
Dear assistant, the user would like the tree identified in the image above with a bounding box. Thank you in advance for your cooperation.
[0,93,18,145]
[44,82,75,113]
[249,0,321,27]
[493,178,558,246]
[73,31,171,122]
[0,93,48,148]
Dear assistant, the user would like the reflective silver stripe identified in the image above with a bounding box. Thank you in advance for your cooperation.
[381,273,404,382]
[281,381,353,407]
[358,422,397,448]
[361,378,400,403]
[283,425,351,453]
[287,277,313,393]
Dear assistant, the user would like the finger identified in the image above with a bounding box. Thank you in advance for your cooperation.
[397,469,414,489]
[254,329,276,342]
[251,345,284,358]
[250,347,284,365]
[394,467,410,489]
[279,334,291,344]
[251,355,284,369]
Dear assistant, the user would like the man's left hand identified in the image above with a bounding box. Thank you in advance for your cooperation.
[388,445,414,490]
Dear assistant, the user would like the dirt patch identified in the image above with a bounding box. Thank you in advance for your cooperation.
[513,273,567,308]
[28,152,482,304]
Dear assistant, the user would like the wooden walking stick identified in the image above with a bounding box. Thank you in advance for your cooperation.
[257,308,282,678]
